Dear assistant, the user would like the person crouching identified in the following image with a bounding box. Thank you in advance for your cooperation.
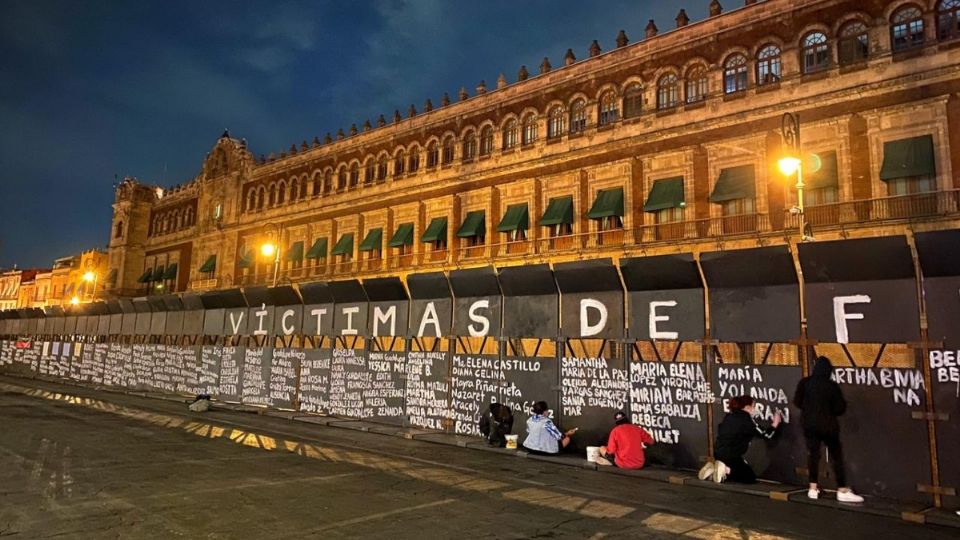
[522,401,576,455]
[699,396,781,484]
[596,411,655,469]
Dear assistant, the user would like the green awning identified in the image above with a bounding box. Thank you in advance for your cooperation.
[306,238,328,259]
[457,211,486,238]
[162,263,178,280]
[331,233,354,256]
[238,250,254,269]
[137,269,153,283]
[880,135,935,181]
[805,151,839,190]
[151,265,165,281]
[643,177,685,212]
[388,223,414,247]
[540,196,574,226]
[710,165,756,203]
[286,241,304,262]
[588,187,624,219]
[497,204,529,232]
[358,228,383,252]
[198,255,217,274]
[106,268,118,286]
[421,217,448,243]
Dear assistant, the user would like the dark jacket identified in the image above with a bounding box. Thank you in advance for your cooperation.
[479,403,514,446]
[714,409,777,461]
[794,357,847,434]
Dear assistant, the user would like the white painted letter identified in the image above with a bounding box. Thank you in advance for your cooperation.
[281,309,295,336]
[253,303,268,336]
[468,300,491,337]
[833,295,871,344]
[341,306,360,336]
[373,305,397,337]
[228,311,245,335]
[418,302,441,337]
[649,300,679,340]
[580,298,608,337]
[310,308,328,334]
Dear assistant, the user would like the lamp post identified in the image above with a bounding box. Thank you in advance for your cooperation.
[778,112,810,242]
[260,223,281,287]
[82,271,98,301]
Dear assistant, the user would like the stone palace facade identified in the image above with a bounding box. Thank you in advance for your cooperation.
[105,0,960,298]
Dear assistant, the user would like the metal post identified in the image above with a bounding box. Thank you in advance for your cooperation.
[272,248,280,287]
[796,164,806,240]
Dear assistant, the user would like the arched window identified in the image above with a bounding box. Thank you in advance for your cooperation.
[522,114,538,145]
[349,164,359,187]
[312,173,322,196]
[426,142,439,168]
[839,21,870,64]
[186,206,195,225]
[622,83,643,118]
[245,191,256,212]
[268,183,278,206]
[657,74,679,109]
[462,131,477,160]
[547,107,565,139]
[442,136,455,164]
[479,126,494,156]
[502,119,518,149]
[290,179,300,201]
[377,156,388,181]
[114,221,124,239]
[801,32,830,73]
[408,147,420,172]
[569,99,587,133]
[756,45,782,85]
[364,159,375,184]
[394,151,406,176]
[598,91,619,125]
[723,53,748,93]
[337,167,347,191]
[686,65,708,103]
[891,6,925,51]
[277,181,286,204]
[324,171,334,194]
[940,0,960,40]
[257,187,266,208]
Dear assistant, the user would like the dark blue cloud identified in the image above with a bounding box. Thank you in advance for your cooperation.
[0,0,708,268]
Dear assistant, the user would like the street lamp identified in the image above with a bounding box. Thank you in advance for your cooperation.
[260,223,281,287]
[70,296,79,305]
[82,271,98,301]
[780,113,811,242]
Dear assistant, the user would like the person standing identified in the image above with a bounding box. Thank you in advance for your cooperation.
[794,355,864,503]
[596,411,655,469]
[699,396,780,484]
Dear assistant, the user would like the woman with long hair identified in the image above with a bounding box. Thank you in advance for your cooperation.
[699,395,781,484]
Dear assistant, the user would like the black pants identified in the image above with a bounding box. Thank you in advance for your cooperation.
[715,454,756,484]
[805,429,846,486]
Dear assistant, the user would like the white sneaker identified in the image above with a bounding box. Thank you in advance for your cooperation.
[837,490,864,503]
[807,489,820,500]
[595,455,613,466]
[698,461,715,481]
[713,461,727,483]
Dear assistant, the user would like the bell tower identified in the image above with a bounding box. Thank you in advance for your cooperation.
[107,177,159,296]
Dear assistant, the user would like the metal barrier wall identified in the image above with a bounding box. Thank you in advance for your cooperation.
[3,231,960,509]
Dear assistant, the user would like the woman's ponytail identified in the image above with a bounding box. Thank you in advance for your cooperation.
[727,395,754,411]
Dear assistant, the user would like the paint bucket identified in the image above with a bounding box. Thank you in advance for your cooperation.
[586,446,600,463]
[505,434,518,449]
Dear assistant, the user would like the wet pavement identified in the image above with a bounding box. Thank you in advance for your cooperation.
[0,379,952,539]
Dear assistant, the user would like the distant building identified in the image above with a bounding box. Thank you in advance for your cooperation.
[45,251,109,307]
[16,269,51,309]
[0,270,23,311]
[106,0,960,297]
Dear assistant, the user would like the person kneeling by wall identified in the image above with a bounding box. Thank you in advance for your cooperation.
[595,410,655,469]
[522,401,576,455]
[699,396,780,484]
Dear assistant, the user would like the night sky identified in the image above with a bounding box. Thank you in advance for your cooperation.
[0,0,711,269]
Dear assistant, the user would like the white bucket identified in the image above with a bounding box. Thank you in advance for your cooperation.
[586,446,601,462]
[505,434,518,449]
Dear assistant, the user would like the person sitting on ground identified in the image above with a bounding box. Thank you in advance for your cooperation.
[794,355,864,503]
[699,396,780,484]
[596,410,655,469]
[522,400,576,455]
[478,402,514,447]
